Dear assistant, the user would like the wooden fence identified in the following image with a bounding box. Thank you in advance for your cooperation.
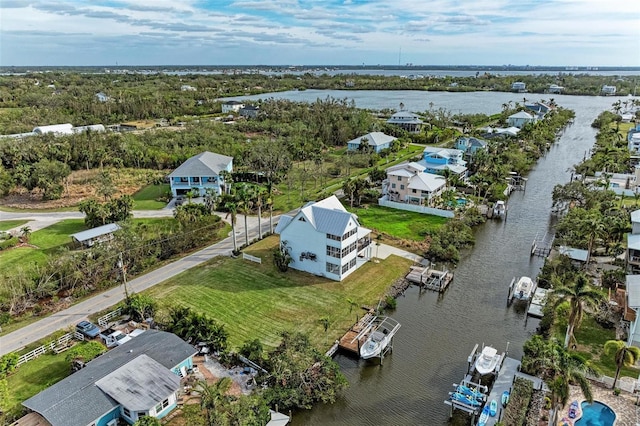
[98,307,122,328]
[378,197,455,218]
[242,253,262,264]
[17,332,78,365]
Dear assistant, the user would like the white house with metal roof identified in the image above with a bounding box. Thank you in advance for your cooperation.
[168,151,233,197]
[274,195,372,281]
[626,275,640,347]
[22,330,197,426]
[221,100,245,113]
[346,132,397,153]
[386,111,423,133]
[71,223,121,248]
[507,111,537,129]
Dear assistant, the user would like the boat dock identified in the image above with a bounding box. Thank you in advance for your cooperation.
[530,231,553,257]
[527,287,549,318]
[405,265,453,292]
[507,277,537,306]
[337,314,400,362]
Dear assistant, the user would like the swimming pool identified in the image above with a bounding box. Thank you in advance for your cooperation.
[574,401,616,426]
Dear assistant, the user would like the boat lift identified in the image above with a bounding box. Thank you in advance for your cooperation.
[351,316,401,363]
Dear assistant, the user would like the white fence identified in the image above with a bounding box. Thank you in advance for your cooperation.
[17,332,77,366]
[98,307,122,328]
[242,253,262,264]
[378,198,455,218]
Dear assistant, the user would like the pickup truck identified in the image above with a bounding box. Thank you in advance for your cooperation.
[100,328,132,348]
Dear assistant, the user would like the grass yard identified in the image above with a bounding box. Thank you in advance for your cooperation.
[0,220,28,231]
[145,235,413,350]
[3,350,71,418]
[132,184,170,210]
[349,205,448,240]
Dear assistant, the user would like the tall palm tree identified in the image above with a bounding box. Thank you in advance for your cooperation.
[603,340,640,389]
[254,186,266,240]
[236,183,254,247]
[224,200,238,252]
[552,274,603,348]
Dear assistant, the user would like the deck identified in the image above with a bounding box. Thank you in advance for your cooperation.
[527,287,549,318]
[406,266,453,292]
[338,313,375,356]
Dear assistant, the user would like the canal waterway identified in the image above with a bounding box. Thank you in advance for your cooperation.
[236,91,621,425]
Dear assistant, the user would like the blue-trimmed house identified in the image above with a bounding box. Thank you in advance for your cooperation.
[346,132,396,153]
[22,330,197,426]
[420,147,467,177]
[454,136,488,158]
[169,151,233,197]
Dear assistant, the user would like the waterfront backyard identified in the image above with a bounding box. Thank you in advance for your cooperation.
[145,235,414,350]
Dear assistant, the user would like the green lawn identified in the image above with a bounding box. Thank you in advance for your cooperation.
[132,184,170,210]
[145,235,413,350]
[0,220,28,231]
[349,205,448,240]
[4,350,72,418]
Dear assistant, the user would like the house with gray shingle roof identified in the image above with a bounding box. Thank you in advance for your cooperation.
[168,151,233,197]
[274,195,371,281]
[346,132,397,153]
[22,330,196,426]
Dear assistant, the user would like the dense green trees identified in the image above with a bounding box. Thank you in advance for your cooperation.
[164,306,228,352]
[78,195,133,228]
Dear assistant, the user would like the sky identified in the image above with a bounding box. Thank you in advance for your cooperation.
[1,0,639,67]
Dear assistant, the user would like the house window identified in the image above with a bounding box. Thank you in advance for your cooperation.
[192,177,200,184]
[400,185,405,190]
[326,262,339,274]
[397,176,401,181]
[299,217,306,222]
[137,412,147,419]
[123,407,131,418]
[327,233,340,241]
[342,263,350,274]
[411,189,416,194]
[391,183,396,189]
[326,245,341,258]
[350,258,356,268]
[155,398,170,413]
[341,228,356,241]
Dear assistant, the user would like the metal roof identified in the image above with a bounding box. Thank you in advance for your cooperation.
[168,151,233,178]
[509,111,535,119]
[96,355,180,411]
[71,223,121,243]
[274,215,293,234]
[408,173,446,192]
[32,123,74,135]
[631,210,640,224]
[558,246,588,262]
[346,132,396,147]
[23,330,196,426]
[627,275,640,308]
[628,233,640,251]
[276,195,360,236]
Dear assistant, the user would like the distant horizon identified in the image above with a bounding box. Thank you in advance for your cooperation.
[1,1,638,67]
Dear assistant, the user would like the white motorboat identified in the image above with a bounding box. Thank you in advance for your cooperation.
[512,276,536,302]
[474,346,501,375]
[359,317,401,360]
[492,200,506,219]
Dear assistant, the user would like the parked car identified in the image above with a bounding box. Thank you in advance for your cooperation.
[76,320,100,338]
[175,195,185,206]
[99,328,132,348]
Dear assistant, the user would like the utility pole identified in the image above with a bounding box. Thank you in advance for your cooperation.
[118,252,129,301]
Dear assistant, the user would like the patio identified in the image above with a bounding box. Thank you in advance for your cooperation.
[559,382,639,425]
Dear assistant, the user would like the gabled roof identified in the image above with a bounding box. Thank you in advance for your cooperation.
[631,210,640,224]
[23,330,196,426]
[277,195,359,237]
[168,151,233,178]
[628,233,640,251]
[627,275,640,308]
[96,355,180,411]
[387,111,423,124]
[71,223,121,243]
[508,111,535,120]
[274,215,293,234]
[408,173,446,192]
[386,161,425,174]
[457,137,488,148]
[422,147,465,162]
[346,132,396,147]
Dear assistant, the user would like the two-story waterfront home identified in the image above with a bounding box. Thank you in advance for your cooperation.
[455,136,488,159]
[221,100,245,113]
[625,275,640,348]
[384,162,446,205]
[274,195,372,281]
[346,132,396,153]
[420,147,467,177]
[511,82,526,92]
[22,330,197,426]
[507,111,537,129]
[168,151,233,198]
[627,210,640,274]
[602,85,617,96]
[386,111,424,133]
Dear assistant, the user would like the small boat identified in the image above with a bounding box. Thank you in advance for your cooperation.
[492,200,507,219]
[489,399,498,416]
[501,390,510,407]
[450,392,482,407]
[456,384,484,401]
[478,406,490,426]
[360,330,388,359]
[474,346,501,375]
[512,276,535,302]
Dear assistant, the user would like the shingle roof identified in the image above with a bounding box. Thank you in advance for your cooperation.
[96,355,180,411]
[346,132,396,147]
[23,330,196,426]
[71,223,121,243]
[168,151,233,178]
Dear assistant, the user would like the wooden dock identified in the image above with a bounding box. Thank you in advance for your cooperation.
[527,287,549,318]
[405,266,453,292]
[338,313,375,356]
[530,231,553,257]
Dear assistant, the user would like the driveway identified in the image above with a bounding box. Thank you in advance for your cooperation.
[0,213,277,355]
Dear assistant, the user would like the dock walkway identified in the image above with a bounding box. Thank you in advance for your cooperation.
[527,287,549,318]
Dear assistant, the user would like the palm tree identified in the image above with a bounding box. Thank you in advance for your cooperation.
[224,200,238,252]
[236,183,254,247]
[203,187,220,214]
[254,186,266,239]
[552,274,603,348]
[19,226,32,244]
[603,340,640,389]
[198,377,232,424]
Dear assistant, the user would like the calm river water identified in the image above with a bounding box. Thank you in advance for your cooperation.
[236,90,625,425]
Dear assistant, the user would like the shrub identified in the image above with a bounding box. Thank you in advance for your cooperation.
[0,237,17,251]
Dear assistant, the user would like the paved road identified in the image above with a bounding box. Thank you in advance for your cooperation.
[0,213,276,355]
